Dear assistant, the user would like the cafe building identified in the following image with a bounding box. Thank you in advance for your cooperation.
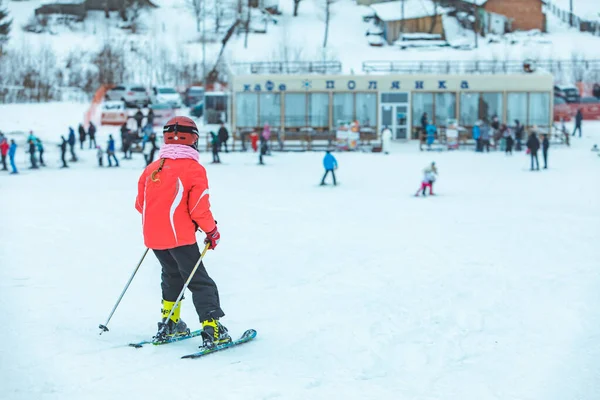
[231,72,553,142]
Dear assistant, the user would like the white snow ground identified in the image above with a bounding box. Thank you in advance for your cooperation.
[1,103,600,400]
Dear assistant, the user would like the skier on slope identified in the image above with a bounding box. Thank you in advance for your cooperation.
[135,116,230,348]
[415,162,438,197]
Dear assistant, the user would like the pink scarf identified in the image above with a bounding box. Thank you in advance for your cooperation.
[158,144,199,162]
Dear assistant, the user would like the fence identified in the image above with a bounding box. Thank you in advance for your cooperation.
[362,59,600,83]
[231,61,343,75]
[545,1,600,36]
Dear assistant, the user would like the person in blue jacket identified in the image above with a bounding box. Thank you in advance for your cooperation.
[68,127,78,162]
[426,123,436,149]
[472,122,481,152]
[37,138,45,167]
[107,134,119,167]
[320,150,338,186]
[8,139,18,174]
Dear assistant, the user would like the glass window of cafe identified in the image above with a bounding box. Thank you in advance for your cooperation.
[235,93,258,127]
[356,93,377,127]
[259,93,281,127]
[434,93,457,127]
[308,93,329,127]
[528,93,550,127]
[412,93,433,139]
[333,93,353,125]
[285,93,307,128]
[458,92,503,126]
[507,93,528,126]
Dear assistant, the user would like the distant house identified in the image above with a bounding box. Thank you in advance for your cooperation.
[453,0,547,33]
[370,0,449,45]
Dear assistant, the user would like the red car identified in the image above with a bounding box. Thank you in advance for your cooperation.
[553,96,572,122]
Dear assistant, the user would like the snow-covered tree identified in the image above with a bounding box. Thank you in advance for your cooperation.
[0,0,13,53]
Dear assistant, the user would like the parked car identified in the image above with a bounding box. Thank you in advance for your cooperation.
[100,101,128,125]
[554,84,581,103]
[105,84,150,107]
[553,95,572,122]
[184,86,205,107]
[151,86,182,108]
[149,103,176,127]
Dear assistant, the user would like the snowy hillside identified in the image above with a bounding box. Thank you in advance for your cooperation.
[3,0,600,79]
[1,102,600,399]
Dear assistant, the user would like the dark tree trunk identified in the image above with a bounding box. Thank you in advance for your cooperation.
[293,0,301,17]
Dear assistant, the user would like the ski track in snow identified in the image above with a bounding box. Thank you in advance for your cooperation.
[0,103,600,399]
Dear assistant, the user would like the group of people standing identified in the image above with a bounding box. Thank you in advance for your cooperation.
[58,123,97,168]
[472,117,526,155]
[0,131,46,174]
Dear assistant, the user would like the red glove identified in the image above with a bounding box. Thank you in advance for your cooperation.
[204,226,220,250]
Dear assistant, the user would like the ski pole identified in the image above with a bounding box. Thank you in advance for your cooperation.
[99,248,149,334]
[156,242,210,339]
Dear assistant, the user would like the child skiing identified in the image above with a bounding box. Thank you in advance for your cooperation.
[415,162,438,197]
[134,116,230,349]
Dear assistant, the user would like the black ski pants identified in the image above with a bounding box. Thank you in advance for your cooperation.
[321,169,337,185]
[530,152,539,170]
[1,154,6,170]
[572,125,582,137]
[153,242,224,322]
[543,149,548,168]
[212,144,220,163]
[89,136,96,149]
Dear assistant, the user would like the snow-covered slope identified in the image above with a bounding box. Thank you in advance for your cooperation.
[4,0,600,76]
[1,102,600,399]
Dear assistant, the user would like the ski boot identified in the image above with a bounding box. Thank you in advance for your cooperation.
[200,318,232,349]
[153,300,190,343]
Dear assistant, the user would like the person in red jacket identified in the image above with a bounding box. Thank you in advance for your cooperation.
[0,135,9,171]
[135,116,231,348]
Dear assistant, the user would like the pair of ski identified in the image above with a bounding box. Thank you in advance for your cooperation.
[129,329,256,359]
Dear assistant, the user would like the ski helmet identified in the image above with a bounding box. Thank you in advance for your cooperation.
[163,116,199,148]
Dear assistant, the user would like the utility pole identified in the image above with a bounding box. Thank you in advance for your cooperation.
[473,3,478,49]
[202,0,206,89]
[400,0,405,39]
[569,0,573,27]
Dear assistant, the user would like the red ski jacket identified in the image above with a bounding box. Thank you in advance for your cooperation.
[135,157,216,250]
[0,140,8,156]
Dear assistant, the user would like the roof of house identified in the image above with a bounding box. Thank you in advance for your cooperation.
[459,0,488,6]
[370,0,450,22]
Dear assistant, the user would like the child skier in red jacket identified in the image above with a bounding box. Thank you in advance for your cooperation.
[135,116,230,348]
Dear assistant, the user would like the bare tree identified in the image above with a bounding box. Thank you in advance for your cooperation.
[322,0,334,48]
[0,0,12,54]
[188,0,202,33]
[293,0,302,17]
[244,0,251,49]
